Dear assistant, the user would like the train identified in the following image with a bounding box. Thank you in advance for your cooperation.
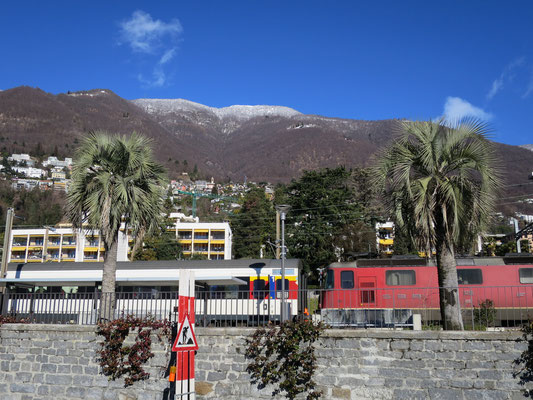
[320,254,533,327]
[5,254,533,328]
[0,259,303,325]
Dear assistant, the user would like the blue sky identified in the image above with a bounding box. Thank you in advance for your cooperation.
[1,1,533,145]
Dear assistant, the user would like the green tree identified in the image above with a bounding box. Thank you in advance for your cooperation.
[283,167,363,275]
[231,187,275,258]
[374,119,501,330]
[134,233,182,261]
[66,132,166,319]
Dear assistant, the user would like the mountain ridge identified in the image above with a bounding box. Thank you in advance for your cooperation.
[0,85,532,216]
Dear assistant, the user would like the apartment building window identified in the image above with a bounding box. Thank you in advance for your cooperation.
[193,243,208,252]
[27,250,42,260]
[48,236,61,246]
[30,237,44,246]
[84,252,98,260]
[178,231,192,239]
[194,232,209,240]
[86,239,99,247]
[11,251,25,260]
[62,250,76,259]
[211,244,224,252]
[211,231,225,240]
[62,236,76,246]
[12,237,27,246]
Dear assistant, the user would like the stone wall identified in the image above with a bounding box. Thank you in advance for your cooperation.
[0,324,531,399]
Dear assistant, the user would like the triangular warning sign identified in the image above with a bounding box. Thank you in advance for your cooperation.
[172,314,199,351]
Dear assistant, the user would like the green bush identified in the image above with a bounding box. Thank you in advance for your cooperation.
[245,319,326,400]
[473,299,496,328]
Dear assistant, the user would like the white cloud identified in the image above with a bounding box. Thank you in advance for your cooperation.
[487,78,503,100]
[119,10,182,88]
[138,67,167,88]
[159,48,176,65]
[119,10,182,54]
[441,97,493,122]
[522,70,533,98]
[486,57,525,100]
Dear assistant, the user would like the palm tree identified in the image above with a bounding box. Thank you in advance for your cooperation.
[374,119,501,330]
[66,132,166,319]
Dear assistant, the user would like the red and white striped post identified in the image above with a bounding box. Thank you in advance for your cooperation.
[172,269,198,400]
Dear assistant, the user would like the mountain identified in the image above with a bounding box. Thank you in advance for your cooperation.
[1,86,533,215]
[130,98,402,181]
[520,144,533,152]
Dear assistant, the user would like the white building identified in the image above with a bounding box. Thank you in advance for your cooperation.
[12,166,46,179]
[8,228,129,263]
[376,221,395,255]
[8,153,34,166]
[170,222,232,260]
[42,156,73,169]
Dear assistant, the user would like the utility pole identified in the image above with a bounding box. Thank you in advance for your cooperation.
[275,204,291,322]
[512,218,522,254]
[0,208,14,293]
[275,211,280,259]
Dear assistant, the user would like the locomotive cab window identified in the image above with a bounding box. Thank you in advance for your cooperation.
[519,268,533,284]
[340,271,354,289]
[386,270,416,286]
[326,269,334,289]
[457,269,483,285]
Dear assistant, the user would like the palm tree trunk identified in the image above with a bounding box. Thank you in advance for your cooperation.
[100,240,118,321]
[435,238,464,330]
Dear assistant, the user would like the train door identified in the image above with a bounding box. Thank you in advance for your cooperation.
[358,277,377,307]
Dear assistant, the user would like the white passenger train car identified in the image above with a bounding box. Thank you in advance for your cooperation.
[1,259,303,325]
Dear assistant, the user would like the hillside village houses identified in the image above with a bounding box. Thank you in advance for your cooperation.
[3,152,533,260]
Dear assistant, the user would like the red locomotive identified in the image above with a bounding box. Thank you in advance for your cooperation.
[320,255,533,327]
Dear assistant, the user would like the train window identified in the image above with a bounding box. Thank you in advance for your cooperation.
[457,269,483,285]
[519,268,533,284]
[340,271,354,289]
[276,279,290,291]
[253,280,266,298]
[386,270,416,286]
[326,270,334,289]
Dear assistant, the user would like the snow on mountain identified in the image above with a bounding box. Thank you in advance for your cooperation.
[520,144,533,152]
[131,98,301,120]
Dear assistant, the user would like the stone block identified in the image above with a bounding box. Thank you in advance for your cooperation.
[331,387,351,399]
[10,383,36,393]
[32,373,44,384]
[477,370,503,380]
[393,389,428,399]
[207,371,226,381]
[390,340,410,350]
[66,386,87,397]
[196,381,214,395]
[428,388,465,399]
[409,341,424,351]
[462,389,510,399]
[15,372,32,383]
[44,373,72,385]
[37,385,49,396]
[41,363,57,373]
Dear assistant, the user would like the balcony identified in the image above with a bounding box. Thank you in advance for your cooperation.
[11,252,25,260]
[211,231,225,240]
[178,231,192,240]
[12,239,28,247]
